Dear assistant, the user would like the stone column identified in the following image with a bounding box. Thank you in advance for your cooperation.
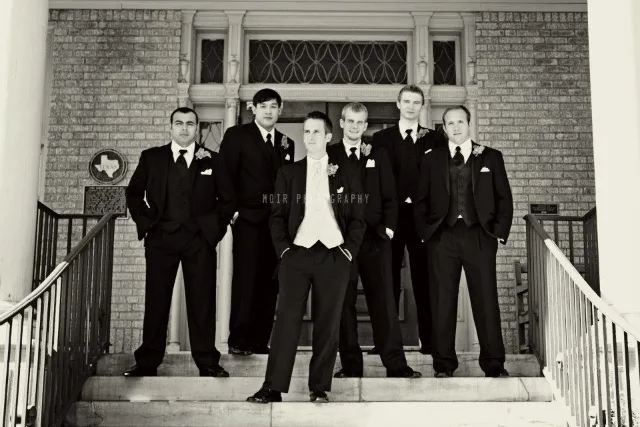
[587,0,640,330]
[0,0,49,312]
[225,11,246,84]
[412,12,433,129]
[465,92,478,142]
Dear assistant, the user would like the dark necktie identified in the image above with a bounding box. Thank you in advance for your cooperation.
[176,149,188,178]
[453,146,464,166]
[348,147,358,165]
[404,128,413,143]
[266,133,273,147]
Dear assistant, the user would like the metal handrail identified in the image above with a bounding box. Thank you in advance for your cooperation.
[526,213,639,427]
[1,213,116,427]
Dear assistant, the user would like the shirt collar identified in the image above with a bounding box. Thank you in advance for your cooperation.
[171,140,196,157]
[342,139,361,159]
[306,154,329,171]
[398,121,419,139]
[255,120,275,143]
[448,139,473,158]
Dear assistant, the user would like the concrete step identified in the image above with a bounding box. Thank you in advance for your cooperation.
[96,351,541,377]
[82,376,552,402]
[67,401,566,427]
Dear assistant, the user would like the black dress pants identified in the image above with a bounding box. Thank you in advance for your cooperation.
[135,227,220,370]
[263,243,351,393]
[427,221,505,375]
[391,203,432,350]
[338,232,407,374]
[228,217,279,349]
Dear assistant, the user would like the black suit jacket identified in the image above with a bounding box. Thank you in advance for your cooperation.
[326,142,397,239]
[269,157,366,260]
[220,122,295,224]
[125,143,236,247]
[372,124,447,201]
[414,142,514,244]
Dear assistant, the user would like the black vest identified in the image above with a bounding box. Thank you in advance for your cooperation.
[161,157,194,224]
[397,137,420,202]
[446,155,479,227]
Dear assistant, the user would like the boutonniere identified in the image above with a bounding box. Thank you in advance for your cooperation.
[327,163,339,177]
[416,128,428,139]
[281,135,290,150]
[195,149,211,160]
[472,145,485,157]
[360,143,372,157]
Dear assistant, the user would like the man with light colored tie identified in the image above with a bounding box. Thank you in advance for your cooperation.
[247,111,365,404]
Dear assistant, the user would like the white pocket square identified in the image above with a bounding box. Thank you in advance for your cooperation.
[480,167,490,173]
[200,169,212,175]
[424,149,432,155]
[366,159,376,168]
[285,154,290,161]
[337,187,344,194]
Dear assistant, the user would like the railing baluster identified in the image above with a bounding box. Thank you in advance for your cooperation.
[9,315,24,427]
[1,322,12,427]
[622,332,632,427]
[19,306,34,427]
[580,294,593,426]
[568,221,575,265]
[592,306,603,427]
[34,290,50,427]
[611,324,621,427]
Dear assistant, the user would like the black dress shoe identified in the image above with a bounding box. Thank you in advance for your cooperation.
[434,371,454,378]
[310,391,329,403]
[247,388,282,403]
[485,368,509,378]
[387,366,422,378]
[228,345,253,356]
[122,365,157,377]
[367,347,379,355]
[333,368,362,378]
[199,365,230,377]
[252,345,270,354]
[419,346,433,355]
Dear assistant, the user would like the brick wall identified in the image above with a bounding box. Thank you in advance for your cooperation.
[46,9,181,353]
[475,12,594,352]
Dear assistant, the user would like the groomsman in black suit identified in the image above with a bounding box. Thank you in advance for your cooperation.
[328,103,421,379]
[124,107,235,377]
[247,111,365,404]
[414,105,513,378]
[372,85,446,354]
[220,88,295,356]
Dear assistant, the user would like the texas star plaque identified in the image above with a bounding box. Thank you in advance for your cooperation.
[89,149,127,184]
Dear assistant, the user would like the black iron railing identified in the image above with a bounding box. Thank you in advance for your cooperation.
[32,202,103,290]
[1,213,116,427]
[525,213,639,427]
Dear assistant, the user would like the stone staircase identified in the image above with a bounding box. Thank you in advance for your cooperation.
[66,352,566,427]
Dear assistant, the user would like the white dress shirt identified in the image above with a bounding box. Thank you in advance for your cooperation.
[293,155,344,249]
[255,120,275,146]
[343,139,361,159]
[448,139,472,164]
[171,140,195,168]
[398,121,419,143]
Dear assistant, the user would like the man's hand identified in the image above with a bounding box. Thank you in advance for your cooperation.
[385,228,394,239]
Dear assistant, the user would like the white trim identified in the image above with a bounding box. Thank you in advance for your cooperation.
[49,1,588,13]
[243,11,415,30]
[429,12,465,31]
[189,84,227,103]
[193,10,228,29]
[430,86,468,105]
[239,84,403,102]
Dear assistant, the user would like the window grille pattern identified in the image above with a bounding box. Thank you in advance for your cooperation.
[200,39,225,84]
[248,40,407,84]
[433,41,456,85]
[199,121,224,152]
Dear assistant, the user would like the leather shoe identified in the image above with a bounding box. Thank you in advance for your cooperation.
[310,391,329,403]
[334,368,362,378]
[199,365,229,377]
[485,369,509,378]
[228,345,253,356]
[122,365,157,377]
[252,345,270,354]
[434,371,454,378]
[367,347,379,355]
[387,366,422,378]
[247,388,282,403]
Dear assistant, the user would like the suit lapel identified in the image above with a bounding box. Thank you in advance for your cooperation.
[328,162,342,221]
[440,147,451,195]
[295,160,307,218]
[248,122,273,165]
[190,145,203,188]
[471,141,482,193]
[157,144,172,210]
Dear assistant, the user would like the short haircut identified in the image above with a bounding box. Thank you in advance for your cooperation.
[397,84,425,105]
[341,102,369,121]
[442,105,471,124]
[170,107,199,125]
[304,111,333,134]
[252,88,282,107]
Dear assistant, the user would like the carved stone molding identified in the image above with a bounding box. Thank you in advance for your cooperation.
[193,11,228,29]
[243,11,414,30]
[239,84,402,102]
[430,86,468,105]
[189,84,226,104]
[225,98,239,110]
